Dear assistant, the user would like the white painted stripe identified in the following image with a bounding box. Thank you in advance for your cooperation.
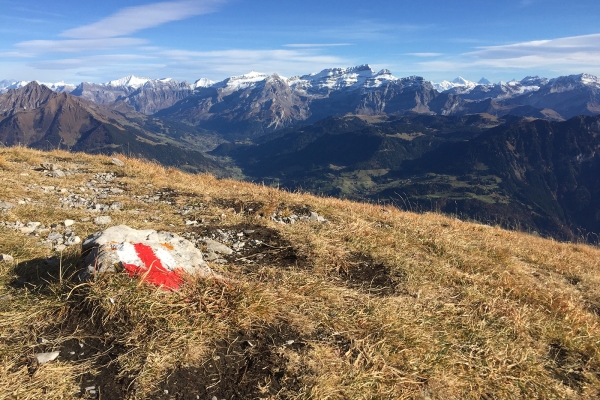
[153,247,178,271]
[115,242,145,269]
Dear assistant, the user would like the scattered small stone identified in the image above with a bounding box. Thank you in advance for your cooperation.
[81,217,90,222]
[110,202,123,211]
[37,338,49,344]
[47,170,66,178]
[47,232,63,242]
[55,244,66,252]
[111,158,125,167]
[202,239,234,255]
[64,219,75,227]
[0,201,16,210]
[65,236,81,246]
[35,351,60,365]
[94,216,112,225]
[40,163,60,171]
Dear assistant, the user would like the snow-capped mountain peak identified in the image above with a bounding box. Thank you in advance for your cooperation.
[192,78,214,89]
[105,75,153,88]
[289,64,398,93]
[213,71,272,91]
[433,77,477,92]
[0,79,75,94]
[452,76,474,85]
[478,77,491,85]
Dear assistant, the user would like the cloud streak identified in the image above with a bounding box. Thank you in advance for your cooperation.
[61,0,226,39]
[16,38,148,54]
[418,33,600,73]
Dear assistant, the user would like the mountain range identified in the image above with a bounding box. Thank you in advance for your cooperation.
[2,64,600,240]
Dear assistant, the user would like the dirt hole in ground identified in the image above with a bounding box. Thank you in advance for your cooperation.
[156,323,309,400]
[193,223,309,270]
[336,253,406,296]
[547,342,589,390]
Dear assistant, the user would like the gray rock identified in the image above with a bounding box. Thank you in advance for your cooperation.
[35,351,60,365]
[47,232,63,242]
[40,163,60,171]
[110,202,123,211]
[55,244,66,252]
[65,236,81,246]
[111,158,125,167]
[80,225,219,286]
[202,239,234,255]
[64,219,75,227]
[0,201,16,210]
[0,254,14,262]
[47,170,66,178]
[19,227,36,234]
[94,216,112,225]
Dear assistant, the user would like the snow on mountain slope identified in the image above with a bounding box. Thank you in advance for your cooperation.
[433,77,478,92]
[547,73,600,93]
[288,64,398,93]
[0,80,75,94]
[41,81,76,93]
[192,78,215,89]
[105,75,153,88]
[212,71,272,92]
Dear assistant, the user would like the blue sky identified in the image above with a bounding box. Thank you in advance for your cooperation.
[1,0,600,84]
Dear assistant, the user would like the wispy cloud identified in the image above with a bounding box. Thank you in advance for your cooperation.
[158,48,349,77]
[321,20,432,41]
[61,0,226,39]
[15,38,148,54]
[404,52,443,57]
[418,33,600,74]
[284,43,352,48]
[22,47,350,82]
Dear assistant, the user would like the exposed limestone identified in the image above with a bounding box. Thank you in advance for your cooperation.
[80,225,217,289]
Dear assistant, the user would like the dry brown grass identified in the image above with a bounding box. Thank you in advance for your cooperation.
[1,147,600,399]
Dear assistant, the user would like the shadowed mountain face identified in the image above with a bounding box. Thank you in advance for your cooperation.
[71,79,194,115]
[214,113,600,241]
[157,74,441,140]
[0,82,220,173]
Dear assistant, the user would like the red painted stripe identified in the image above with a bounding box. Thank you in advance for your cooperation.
[122,243,183,290]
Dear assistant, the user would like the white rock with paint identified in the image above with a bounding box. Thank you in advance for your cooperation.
[80,225,217,289]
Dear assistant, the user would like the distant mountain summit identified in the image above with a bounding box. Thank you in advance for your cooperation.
[433,76,477,92]
[0,79,75,94]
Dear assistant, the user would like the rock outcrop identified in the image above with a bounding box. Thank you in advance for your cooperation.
[80,225,218,289]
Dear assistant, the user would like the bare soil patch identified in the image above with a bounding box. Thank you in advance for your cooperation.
[336,253,406,296]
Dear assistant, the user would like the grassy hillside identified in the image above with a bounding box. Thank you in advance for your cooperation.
[1,147,600,399]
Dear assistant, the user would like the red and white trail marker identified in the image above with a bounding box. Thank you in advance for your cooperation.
[80,225,218,290]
